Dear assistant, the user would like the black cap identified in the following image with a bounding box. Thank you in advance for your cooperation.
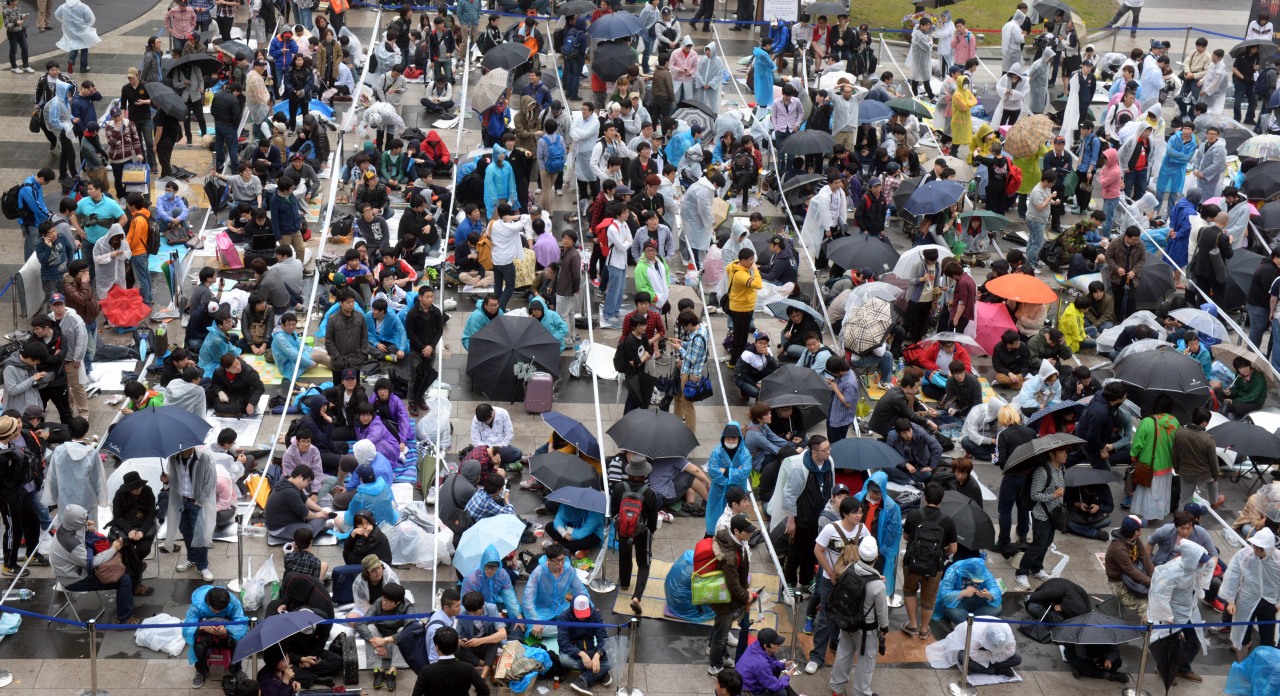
[757,628,785,646]
[730,513,758,535]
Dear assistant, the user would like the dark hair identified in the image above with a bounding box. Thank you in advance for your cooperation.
[68,417,90,439]
[290,465,315,483]
[1192,406,1212,425]
[182,365,202,382]
[206,586,231,612]
[1102,381,1128,402]
[717,669,743,696]
[1073,365,1091,381]
[838,496,861,517]
[894,417,913,434]
[123,380,146,400]
[440,588,461,606]
[808,434,828,450]
[476,403,494,422]
[1173,511,1195,527]
[462,590,486,612]
[544,542,566,560]
[900,371,920,389]
[483,471,504,494]
[293,525,314,549]
[924,482,944,506]
[432,627,459,655]
[826,356,850,374]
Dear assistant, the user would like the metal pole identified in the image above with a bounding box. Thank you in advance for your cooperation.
[83,619,103,696]
[946,614,977,696]
[1111,30,1117,54]
[625,617,640,696]
[249,616,259,677]
[790,585,801,662]
[1122,623,1153,696]
[1182,27,1192,66]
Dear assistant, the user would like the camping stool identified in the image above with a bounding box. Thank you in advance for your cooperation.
[141,538,160,581]
[205,648,235,673]
[46,581,108,627]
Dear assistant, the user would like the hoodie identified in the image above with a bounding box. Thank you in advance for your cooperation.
[461,543,523,619]
[1018,361,1062,410]
[354,416,400,470]
[705,422,753,536]
[710,526,752,613]
[2,351,43,414]
[855,471,903,589]
[51,504,117,586]
[182,585,249,664]
[92,224,132,299]
[1098,149,1123,199]
[528,296,569,351]
[44,438,103,518]
[737,640,790,695]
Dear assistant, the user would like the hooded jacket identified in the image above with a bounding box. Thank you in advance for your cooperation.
[933,556,1002,620]
[528,296,569,351]
[182,585,249,663]
[92,225,132,299]
[523,551,588,620]
[44,440,103,518]
[461,543,523,619]
[342,509,393,565]
[513,95,541,154]
[483,144,519,218]
[1018,361,1062,410]
[704,422,752,536]
[354,417,400,472]
[2,351,43,414]
[51,504,117,586]
[1098,149,1124,199]
[1148,540,1209,650]
[164,448,219,552]
[461,298,503,351]
[1219,530,1280,650]
[711,527,752,613]
[344,474,398,528]
[692,44,724,114]
[751,47,776,108]
[420,130,451,169]
[855,471,903,588]
[164,377,206,416]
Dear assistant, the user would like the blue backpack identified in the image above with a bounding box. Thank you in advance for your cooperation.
[563,28,586,60]
[542,134,566,173]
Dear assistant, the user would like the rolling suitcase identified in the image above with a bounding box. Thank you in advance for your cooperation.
[524,371,553,413]
[338,632,359,686]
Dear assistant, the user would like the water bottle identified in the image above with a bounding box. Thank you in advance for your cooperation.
[8,589,33,601]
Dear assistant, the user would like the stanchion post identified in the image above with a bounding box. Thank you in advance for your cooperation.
[1111,29,1118,53]
[83,619,103,696]
[249,616,259,676]
[1122,622,1153,696]
[1182,27,1192,65]
[626,617,640,696]
[946,614,977,696]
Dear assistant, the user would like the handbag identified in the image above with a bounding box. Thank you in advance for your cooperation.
[683,374,713,402]
[690,557,730,605]
[95,554,127,584]
[1208,231,1227,283]
[1131,416,1158,488]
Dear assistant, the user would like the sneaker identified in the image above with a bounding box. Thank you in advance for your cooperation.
[657,510,674,523]
[727,630,738,647]
[10,68,21,74]
[556,189,564,196]
[535,506,551,516]
[542,539,554,549]
[1108,672,1131,684]
[1014,574,1030,589]
[23,67,34,73]
[373,668,385,690]
[708,666,724,677]
[535,187,542,194]
[570,677,592,695]
[723,657,735,668]
[1121,495,1132,508]
[519,477,544,490]
[385,671,396,692]
[3,566,30,578]
[200,568,214,582]
[575,549,589,560]
[1094,529,1110,541]
[192,673,207,689]
[176,560,194,572]
[1209,598,1225,613]
[1033,570,1053,580]
[601,674,613,687]
[803,616,814,634]
[27,553,49,566]
[804,660,820,674]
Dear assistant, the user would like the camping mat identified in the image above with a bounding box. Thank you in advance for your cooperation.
[864,376,996,404]
[610,558,782,632]
[241,354,285,385]
[795,622,937,665]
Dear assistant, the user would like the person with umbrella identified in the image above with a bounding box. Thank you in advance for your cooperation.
[461,543,523,624]
[1147,540,1211,685]
[1128,393,1180,519]
[545,491,604,559]
[610,455,660,615]
[182,585,248,688]
[1062,471,1115,541]
[1011,436,1070,589]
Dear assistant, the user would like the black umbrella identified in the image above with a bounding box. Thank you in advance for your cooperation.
[513,70,559,95]
[143,81,189,119]
[781,173,826,194]
[530,451,604,491]
[1130,261,1176,311]
[1224,248,1264,312]
[591,41,637,82]
[464,316,562,402]
[1243,160,1280,199]
[1064,465,1119,487]
[1113,346,1212,423]
[1230,38,1278,58]
[829,437,905,471]
[558,0,595,15]
[826,235,901,276]
[482,43,533,73]
[803,1,848,16]
[587,12,644,41]
[1049,610,1142,645]
[212,39,251,60]
[758,365,833,413]
[779,130,836,160]
[1261,203,1280,232]
[1033,0,1077,17]
[1024,400,1087,429]
[1151,631,1197,695]
[161,52,223,78]
[672,100,716,134]
[938,490,996,550]
[606,409,699,459]
[1209,420,1280,459]
[1003,433,1085,477]
[1222,128,1255,157]
[892,176,923,220]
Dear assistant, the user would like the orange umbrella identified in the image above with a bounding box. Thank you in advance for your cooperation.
[984,273,1058,304]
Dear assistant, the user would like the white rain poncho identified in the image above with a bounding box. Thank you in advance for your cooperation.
[92,225,132,300]
[680,176,716,252]
[1227,198,1252,249]
[43,441,104,526]
[1147,539,1209,652]
[1219,528,1280,650]
[907,25,933,83]
[54,0,100,52]
[690,44,724,114]
[961,396,1006,448]
[352,561,407,616]
[163,447,219,553]
[990,67,1029,127]
[1001,10,1026,71]
[926,620,1018,669]
[935,12,956,62]
[164,378,207,416]
[800,184,847,252]
[1027,49,1056,114]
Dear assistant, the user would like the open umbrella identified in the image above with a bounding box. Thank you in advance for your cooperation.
[1064,465,1120,487]
[903,180,967,216]
[891,177,923,214]
[984,273,1058,303]
[1237,134,1280,160]
[1224,248,1264,312]
[826,235,900,276]
[541,411,601,461]
[936,155,975,183]
[454,514,527,577]
[1151,631,1197,695]
[830,437,905,471]
[1212,342,1278,387]
[1209,420,1280,459]
[513,70,558,95]
[781,173,827,194]
[1003,114,1055,159]
[161,52,224,78]
[231,610,324,663]
[974,302,1018,354]
[957,210,1010,231]
[545,486,607,514]
[482,43,533,73]
[803,1,849,17]
[606,409,699,459]
[844,281,904,309]
[759,365,833,413]
[212,39,250,61]
[938,490,995,550]
[591,40,638,82]
[672,102,715,133]
[890,242,949,278]
[1169,307,1228,342]
[842,297,893,353]
[1025,400,1087,428]
[465,316,562,402]
[779,130,836,160]
[558,0,595,14]
[143,81,188,119]
[1049,609,1141,645]
[1231,38,1278,58]
[886,97,932,119]
[1223,128,1256,157]
[99,285,152,328]
[102,405,213,461]
[1033,0,1077,17]
[1129,261,1177,310]
[470,68,509,112]
[531,451,603,491]
[766,298,825,324]
[922,331,986,353]
[858,100,894,124]
[1244,160,1280,199]
[587,12,643,40]
[1003,433,1085,476]
[1114,337,1173,365]
[781,173,827,210]
[1112,346,1212,422]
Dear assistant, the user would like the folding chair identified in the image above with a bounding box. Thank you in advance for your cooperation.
[46,581,108,627]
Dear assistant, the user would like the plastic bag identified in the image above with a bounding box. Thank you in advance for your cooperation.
[1225,644,1280,696]
[508,645,552,693]
[241,558,262,612]
[389,516,454,569]
[0,612,20,636]
[416,388,453,452]
[665,550,716,622]
[134,613,186,656]
[241,556,279,612]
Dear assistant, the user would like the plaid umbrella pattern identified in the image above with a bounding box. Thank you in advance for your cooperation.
[1003,114,1055,159]
[842,297,893,354]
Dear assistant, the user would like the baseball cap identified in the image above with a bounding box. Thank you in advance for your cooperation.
[49,293,65,305]
[949,63,964,74]
[292,153,305,160]
[572,594,592,619]
[1149,39,1162,48]
[358,464,377,483]
[615,184,633,195]
[1121,515,1145,534]
[254,59,269,67]
[832,483,850,497]
[690,124,704,134]
[1054,136,1066,144]
[1184,502,1208,518]
[730,513,758,536]
[341,368,359,381]
[769,234,786,247]
[757,628,786,646]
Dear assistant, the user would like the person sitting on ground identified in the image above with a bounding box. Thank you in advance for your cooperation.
[734,331,779,401]
[1148,507,1219,567]
[1017,361,1061,415]
[49,504,141,624]
[284,526,327,580]
[165,366,207,416]
[205,353,264,416]
[868,371,938,437]
[356,582,414,691]
[1104,514,1153,614]
[1062,365,1099,400]
[546,497,605,557]
[161,347,197,387]
[933,457,983,505]
[340,463,398,531]
[348,437,395,490]
[905,339,972,397]
[885,417,942,485]
[1027,327,1073,373]
[460,544,524,623]
[259,646,300,696]
[264,466,329,540]
[283,427,328,499]
[736,628,796,696]
[991,330,1031,390]
[457,590,508,681]
[466,471,517,522]
[354,400,403,465]
[350,554,406,619]
[558,594,613,694]
[342,509,393,566]
[269,575,342,687]
[926,621,1022,677]
[942,359,983,418]
[933,555,1003,626]
[1217,356,1267,419]
[1064,479,1114,540]
[524,542,589,640]
[121,379,164,413]
[183,585,249,688]
[1066,641,1131,683]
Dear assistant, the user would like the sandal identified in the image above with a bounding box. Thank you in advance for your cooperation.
[900,621,918,636]
[630,598,643,615]
[918,625,930,640]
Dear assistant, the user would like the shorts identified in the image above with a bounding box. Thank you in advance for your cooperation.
[902,571,941,608]
[672,471,695,499]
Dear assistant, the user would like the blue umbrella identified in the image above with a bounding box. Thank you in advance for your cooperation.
[541,412,601,461]
[903,179,967,216]
[231,610,323,663]
[858,100,894,124]
[1024,400,1087,428]
[545,486,608,514]
[586,12,643,40]
[766,298,825,324]
[101,405,213,461]
[454,514,527,577]
[829,438,905,471]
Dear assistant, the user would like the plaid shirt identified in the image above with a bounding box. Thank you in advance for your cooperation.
[679,326,709,378]
[465,488,516,521]
[620,308,664,343]
[284,550,322,579]
[188,0,213,22]
[215,0,238,19]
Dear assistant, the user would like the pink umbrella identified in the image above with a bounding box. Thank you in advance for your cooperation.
[974,301,1017,355]
[1204,197,1260,216]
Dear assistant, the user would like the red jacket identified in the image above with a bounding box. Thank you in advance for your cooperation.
[904,341,972,373]
[419,130,451,167]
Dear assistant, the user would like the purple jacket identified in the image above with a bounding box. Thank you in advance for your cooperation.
[257,668,292,696]
[356,416,401,466]
[370,393,413,445]
[737,641,790,694]
[282,438,326,492]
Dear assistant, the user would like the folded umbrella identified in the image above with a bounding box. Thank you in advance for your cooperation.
[1063,465,1119,488]
[545,486,607,514]
[826,235,900,277]
[606,408,699,459]
[779,130,836,160]
[1002,433,1085,477]
[454,514,528,577]
[830,437,905,471]
[1209,420,1280,459]
[102,405,213,461]
[541,411,601,461]
[587,12,644,40]
[592,41,639,82]
[530,451,603,491]
[938,490,995,550]
[231,611,324,663]
[1151,631,1197,695]
[759,365,833,414]
[1049,610,1142,645]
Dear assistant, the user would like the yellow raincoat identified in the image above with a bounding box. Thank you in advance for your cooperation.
[1058,302,1087,352]
[951,77,977,147]
[968,122,995,164]
[1015,144,1051,196]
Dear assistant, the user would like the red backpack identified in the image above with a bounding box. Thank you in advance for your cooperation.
[693,536,718,575]
[616,482,648,541]
[1005,158,1023,196]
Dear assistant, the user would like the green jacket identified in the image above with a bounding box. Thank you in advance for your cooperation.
[634,257,669,304]
[1229,371,1267,406]
[1026,332,1073,371]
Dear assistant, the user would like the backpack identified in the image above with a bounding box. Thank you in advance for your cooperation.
[133,212,162,255]
[731,149,755,175]
[616,482,648,541]
[692,535,718,575]
[1017,463,1054,516]
[902,510,948,578]
[485,107,506,140]
[542,135,566,173]
[825,563,878,633]
[828,523,864,578]
[562,28,586,60]
[1004,159,1023,196]
[442,476,475,538]
[1,181,35,221]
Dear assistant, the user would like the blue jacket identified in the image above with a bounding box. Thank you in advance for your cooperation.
[933,556,1002,620]
[665,129,693,171]
[17,175,50,228]
[316,303,343,339]
[70,91,101,137]
[553,504,605,545]
[524,554,587,620]
[768,24,790,55]
[344,477,398,528]
[455,215,484,249]
[461,544,523,619]
[1076,132,1102,173]
[855,470,902,591]
[198,324,241,377]
[35,234,75,281]
[556,604,607,657]
[268,35,300,74]
[269,191,305,238]
[704,421,752,536]
[752,48,776,108]
[366,310,409,353]
[1176,339,1213,381]
[521,81,551,111]
[346,452,395,490]
[156,192,189,223]
[272,329,316,378]
[482,144,519,218]
[183,585,249,664]
[461,299,502,350]
[529,296,568,351]
[1157,132,1198,195]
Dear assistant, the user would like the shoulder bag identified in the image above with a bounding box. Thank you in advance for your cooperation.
[1131,416,1158,488]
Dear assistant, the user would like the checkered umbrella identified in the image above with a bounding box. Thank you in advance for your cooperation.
[1002,114,1055,160]
[470,68,510,113]
[842,297,892,354]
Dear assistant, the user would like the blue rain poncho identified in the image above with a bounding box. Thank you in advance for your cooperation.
[1226,645,1280,696]
[198,324,241,378]
[462,299,503,351]
[553,504,605,545]
[522,553,588,621]
[752,47,776,108]
[665,549,716,622]
[704,421,752,536]
[933,556,1003,620]
[182,585,248,664]
[855,470,902,592]
[271,329,318,378]
[366,309,410,353]
[528,297,569,351]
[461,544,523,619]
[344,476,398,528]
[483,144,518,218]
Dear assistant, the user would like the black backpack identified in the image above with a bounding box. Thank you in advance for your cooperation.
[826,564,878,633]
[731,149,754,175]
[902,511,948,578]
[1,181,36,221]
[133,212,163,255]
[442,476,475,539]
[1017,463,1054,515]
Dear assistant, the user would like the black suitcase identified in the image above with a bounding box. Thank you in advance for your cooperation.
[339,632,359,686]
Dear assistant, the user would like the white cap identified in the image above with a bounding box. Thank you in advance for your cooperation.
[858,535,879,562]
[573,594,592,618]
[1249,527,1277,551]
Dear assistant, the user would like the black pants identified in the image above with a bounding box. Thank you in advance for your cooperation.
[1065,651,1122,679]
[618,527,652,600]
[1018,516,1055,574]
[456,643,498,667]
[115,530,154,588]
[727,309,753,368]
[185,100,208,143]
[735,0,753,23]
[215,15,235,42]
[545,526,602,553]
[288,96,308,129]
[39,384,73,423]
[1075,175,1093,211]
[691,0,714,27]
[577,178,599,207]
[57,132,76,180]
[905,300,932,342]
[0,494,38,568]
[156,136,176,178]
[7,29,28,69]
[783,524,819,587]
[910,79,935,100]
[1187,275,1225,308]
[292,649,342,688]
[987,186,1010,216]
[193,632,241,675]
[1237,599,1278,649]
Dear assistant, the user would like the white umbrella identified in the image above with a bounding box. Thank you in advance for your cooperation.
[1113,338,1172,366]
[922,332,987,354]
[844,281,904,313]
[937,156,976,183]
[1056,271,1102,292]
[891,244,953,279]
[818,71,856,91]
[1169,307,1228,342]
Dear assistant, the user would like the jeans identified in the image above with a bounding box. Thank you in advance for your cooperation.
[708,608,743,667]
[131,255,152,306]
[22,225,40,262]
[135,119,156,168]
[604,264,626,320]
[826,422,850,444]
[1018,516,1056,574]
[67,572,134,621]
[68,48,88,70]
[1235,81,1258,123]
[1067,514,1111,538]
[1083,321,1113,339]
[560,652,611,685]
[1025,220,1046,267]
[849,350,894,383]
[1104,4,1141,30]
[736,377,761,399]
[1101,197,1120,237]
[808,574,837,665]
[1157,190,1181,216]
[296,6,312,29]
[7,29,28,69]
[997,474,1029,546]
[27,488,50,531]
[563,56,583,99]
[939,597,1001,625]
[179,499,210,570]
[492,262,516,311]
[1123,169,1148,200]
[1248,304,1271,350]
[1269,317,1280,379]
[640,34,654,74]
[83,319,97,375]
[961,437,995,461]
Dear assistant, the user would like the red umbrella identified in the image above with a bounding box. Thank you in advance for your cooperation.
[974,301,1017,355]
[100,286,151,328]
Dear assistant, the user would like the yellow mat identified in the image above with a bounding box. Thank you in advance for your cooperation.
[863,376,997,404]
[610,558,783,631]
[797,626,937,665]
[241,354,285,385]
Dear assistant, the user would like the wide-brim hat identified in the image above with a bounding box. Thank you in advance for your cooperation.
[120,471,147,492]
[624,454,651,477]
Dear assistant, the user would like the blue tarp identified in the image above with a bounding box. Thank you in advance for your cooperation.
[665,550,715,623]
[1226,646,1280,696]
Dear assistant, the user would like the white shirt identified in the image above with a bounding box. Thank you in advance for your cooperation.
[178,451,197,498]
[815,520,871,579]
[1249,21,1275,40]
[488,217,528,266]
[606,219,633,269]
[471,407,514,447]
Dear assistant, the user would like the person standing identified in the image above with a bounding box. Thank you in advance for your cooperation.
[708,514,757,676]
[1102,0,1144,39]
[805,495,869,674]
[403,286,445,417]
[55,0,98,74]
[163,446,218,582]
[724,249,762,370]
[165,0,197,54]
[211,82,244,173]
[124,193,153,307]
[1014,443,1068,589]
[1188,212,1233,306]
[906,17,934,100]
[612,455,659,616]
[1219,528,1280,662]
[3,0,31,74]
[1147,541,1210,684]
[49,296,88,417]
[827,536,889,696]
[1105,226,1146,320]
[781,435,835,598]
[120,68,156,173]
[1001,7,1026,73]
[1171,407,1224,511]
[553,231,582,328]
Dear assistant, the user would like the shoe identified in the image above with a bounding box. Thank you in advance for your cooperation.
[657,510,673,523]
[2,566,29,578]
[386,671,397,692]
[23,67,33,73]
[535,187,542,194]
[67,61,72,74]
[27,553,49,566]
[1095,529,1109,541]
[804,660,819,674]
[1177,672,1202,683]
[1109,672,1131,684]
[556,189,563,196]
[708,666,724,677]
[535,506,551,516]
[134,585,155,596]
[82,67,90,73]
[1034,570,1053,580]
[804,616,814,634]
[374,668,385,690]
[520,477,545,490]
[10,68,21,74]
[1212,494,1226,509]
[994,667,1015,677]
[727,630,738,647]
[1121,495,1132,508]
[1070,668,1081,679]
[542,539,554,549]
[176,560,194,572]
[723,657,735,668]
[569,677,591,695]
[1209,598,1225,612]
[601,674,613,687]
[876,381,892,390]
[313,678,335,687]
[200,568,214,582]
[1014,574,1030,589]
[575,549,589,560]
[192,673,207,689]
